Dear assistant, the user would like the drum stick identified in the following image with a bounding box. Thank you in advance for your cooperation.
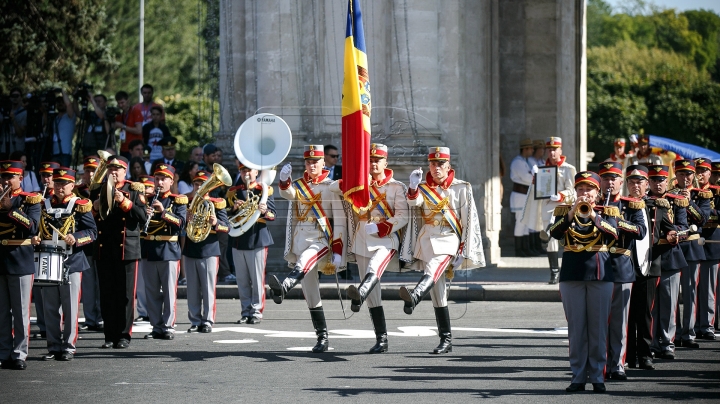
[48,223,67,239]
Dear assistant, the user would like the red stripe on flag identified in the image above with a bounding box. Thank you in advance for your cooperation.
[341,110,370,210]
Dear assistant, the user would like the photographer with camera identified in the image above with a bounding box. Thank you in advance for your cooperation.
[76,91,109,159]
[51,89,75,167]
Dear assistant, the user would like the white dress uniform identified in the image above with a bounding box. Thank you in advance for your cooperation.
[269,145,347,353]
[510,140,534,237]
[400,147,485,354]
[521,137,577,283]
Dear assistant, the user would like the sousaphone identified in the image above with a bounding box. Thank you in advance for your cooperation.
[229,113,292,236]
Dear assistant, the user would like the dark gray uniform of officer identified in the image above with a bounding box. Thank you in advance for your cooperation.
[183,170,230,333]
[695,158,719,340]
[549,171,618,394]
[625,165,676,370]
[0,161,41,370]
[672,159,711,348]
[92,155,147,349]
[227,163,276,324]
[141,164,186,340]
[646,165,689,358]
[78,156,103,332]
[38,167,97,361]
[598,162,647,379]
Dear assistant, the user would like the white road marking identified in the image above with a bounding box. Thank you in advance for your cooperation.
[213,339,259,344]
[286,347,335,351]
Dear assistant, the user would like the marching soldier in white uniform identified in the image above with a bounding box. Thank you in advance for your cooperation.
[343,144,409,353]
[270,145,347,353]
[400,147,485,354]
[35,168,97,361]
[521,137,577,284]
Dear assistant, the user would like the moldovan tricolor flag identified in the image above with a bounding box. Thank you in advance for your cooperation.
[341,0,371,212]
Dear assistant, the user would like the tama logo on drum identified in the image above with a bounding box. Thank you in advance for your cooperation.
[257,117,276,123]
[40,256,50,275]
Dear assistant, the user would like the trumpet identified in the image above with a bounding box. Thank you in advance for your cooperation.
[41,183,48,199]
[0,185,13,200]
[676,224,698,237]
[576,201,593,218]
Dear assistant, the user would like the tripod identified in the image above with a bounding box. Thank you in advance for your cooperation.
[72,102,90,168]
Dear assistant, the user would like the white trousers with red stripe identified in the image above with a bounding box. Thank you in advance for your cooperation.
[41,272,82,354]
[421,254,452,308]
[233,247,267,319]
[608,282,632,373]
[297,244,330,309]
[143,260,180,334]
[356,248,397,309]
[184,256,218,327]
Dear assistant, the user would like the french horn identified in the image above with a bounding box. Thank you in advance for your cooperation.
[228,113,292,237]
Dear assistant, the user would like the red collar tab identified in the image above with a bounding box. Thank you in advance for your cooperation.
[425,169,455,189]
[304,170,329,184]
[545,156,566,167]
[370,169,393,187]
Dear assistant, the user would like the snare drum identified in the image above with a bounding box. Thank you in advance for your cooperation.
[34,241,68,286]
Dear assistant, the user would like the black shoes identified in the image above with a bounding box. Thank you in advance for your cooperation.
[80,323,104,332]
[697,332,716,340]
[639,358,655,370]
[59,352,74,361]
[1,359,27,370]
[592,383,606,393]
[399,275,434,315]
[237,316,249,324]
[368,306,388,354]
[101,341,113,349]
[658,351,675,360]
[677,339,700,349]
[31,331,46,340]
[115,339,130,349]
[565,383,585,392]
[548,252,559,284]
[269,266,305,304]
[144,332,162,340]
[309,307,329,353]
[347,273,379,313]
[432,306,452,354]
[198,325,212,333]
[188,325,199,333]
[162,332,175,340]
[134,316,149,323]
[609,371,627,380]
[247,317,261,324]
[42,352,60,361]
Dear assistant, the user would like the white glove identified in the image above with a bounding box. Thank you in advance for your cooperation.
[332,253,342,267]
[279,163,292,181]
[365,223,379,235]
[550,194,561,202]
[452,255,463,268]
[532,165,539,174]
[409,168,423,189]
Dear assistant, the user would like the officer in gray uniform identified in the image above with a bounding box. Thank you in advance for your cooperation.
[37,167,96,361]
[598,161,646,380]
[647,165,688,360]
[184,170,229,333]
[549,171,618,394]
[0,160,42,370]
[142,164,186,340]
[694,158,719,340]
[227,163,275,324]
[78,156,104,332]
[672,159,711,349]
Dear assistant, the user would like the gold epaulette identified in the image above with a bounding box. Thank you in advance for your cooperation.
[603,205,621,218]
[213,198,227,209]
[75,199,92,213]
[130,182,145,192]
[173,195,188,205]
[675,198,689,207]
[267,187,274,196]
[553,205,570,217]
[24,193,42,204]
[654,198,670,209]
[628,200,645,210]
[698,189,713,199]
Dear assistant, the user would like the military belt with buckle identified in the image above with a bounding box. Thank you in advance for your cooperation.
[0,239,32,246]
[143,235,179,242]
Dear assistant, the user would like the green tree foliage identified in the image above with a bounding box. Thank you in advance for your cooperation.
[161,94,218,161]
[587,1,720,161]
[0,0,117,91]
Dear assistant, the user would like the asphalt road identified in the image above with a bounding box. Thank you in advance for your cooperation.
[2,300,718,403]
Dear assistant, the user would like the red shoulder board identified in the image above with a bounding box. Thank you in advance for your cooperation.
[619,196,640,202]
[208,197,222,203]
[593,206,604,211]
[75,198,90,205]
[665,193,684,199]
[19,191,36,197]
[228,185,243,192]
[708,185,720,190]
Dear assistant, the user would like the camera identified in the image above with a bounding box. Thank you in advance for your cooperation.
[73,83,93,99]
[105,106,121,124]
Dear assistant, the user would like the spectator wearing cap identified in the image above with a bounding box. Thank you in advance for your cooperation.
[150,136,184,175]
[509,138,539,257]
[141,164,187,340]
[36,167,97,362]
[142,106,171,162]
[90,155,148,349]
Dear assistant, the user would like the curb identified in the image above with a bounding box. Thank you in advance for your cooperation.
[177,283,563,302]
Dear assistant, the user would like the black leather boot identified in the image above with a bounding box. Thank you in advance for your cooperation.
[548,252,559,284]
[347,273,379,312]
[515,237,528,257]
[309,307,329,353]
[399,274,434,315]
[269,266,305,304]
[433,306,452,354]
[368,306,388,353]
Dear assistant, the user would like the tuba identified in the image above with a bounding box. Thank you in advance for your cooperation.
[228,113,292,237]
[186,163,232,243]
[89,150,113,190]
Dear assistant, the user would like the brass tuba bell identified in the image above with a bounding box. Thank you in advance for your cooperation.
[89,150,113,191]
[186,163,232,243]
